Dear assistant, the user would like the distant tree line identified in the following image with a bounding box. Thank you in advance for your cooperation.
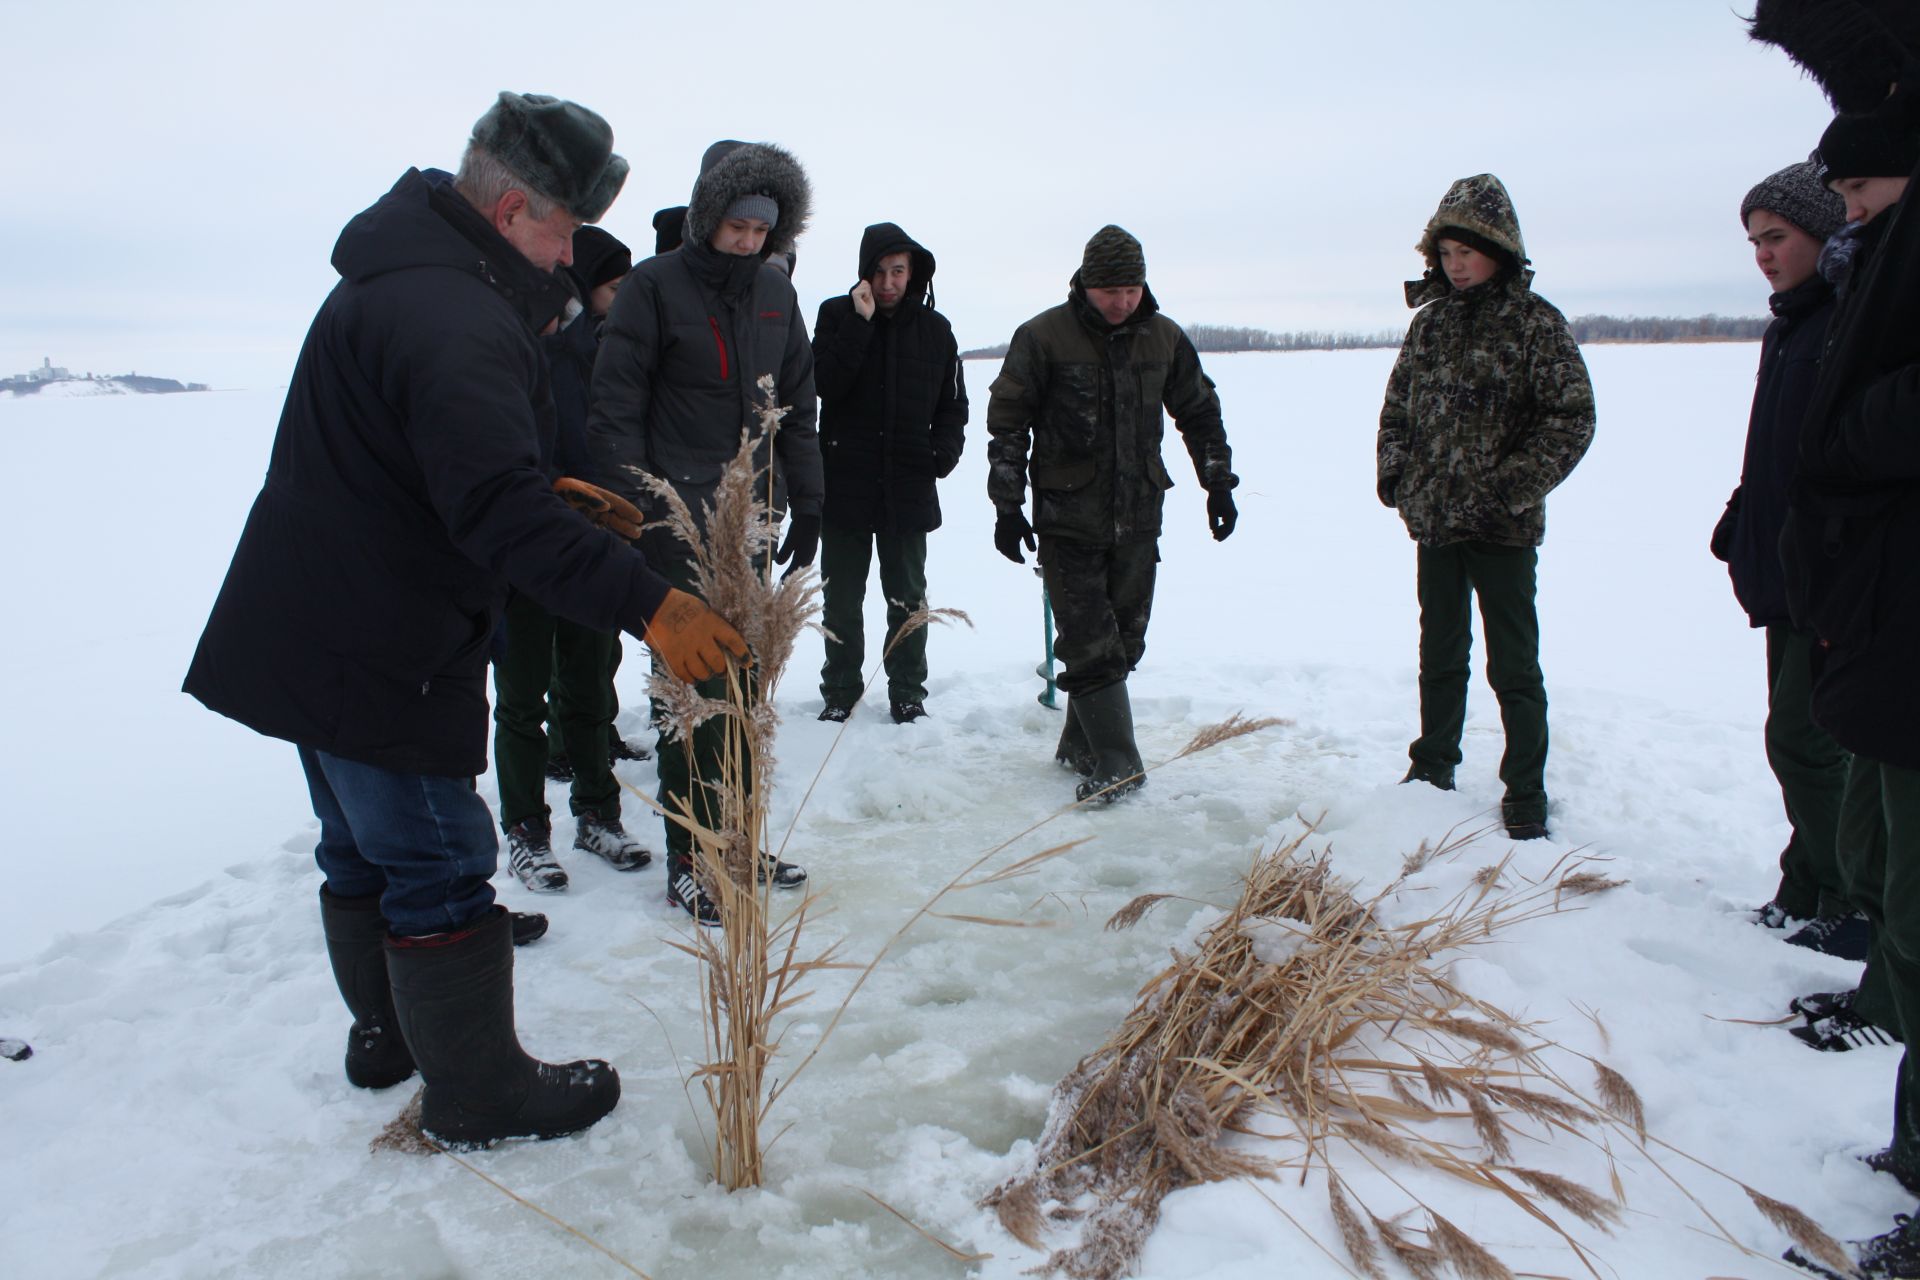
[959,314,1770,360]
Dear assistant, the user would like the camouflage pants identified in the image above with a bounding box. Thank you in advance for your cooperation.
[1409,541,1547,824]
[1039,536,1157,697]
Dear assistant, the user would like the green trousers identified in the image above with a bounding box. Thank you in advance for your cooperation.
[491,590,619,831]
[1764,627,1852,918]
[1845,758,1905,1038]
[819,528,930,706]
[549,634,625,761]
[1837,761,1920,1164]
[1409,541,1548,826]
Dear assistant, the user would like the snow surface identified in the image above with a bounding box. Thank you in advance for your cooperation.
[0,346,1898,1278]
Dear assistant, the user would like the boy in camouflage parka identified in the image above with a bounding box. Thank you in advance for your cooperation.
[1376,174,1595,839]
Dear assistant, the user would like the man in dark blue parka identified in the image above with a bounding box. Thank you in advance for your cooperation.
[183,93,746,1148]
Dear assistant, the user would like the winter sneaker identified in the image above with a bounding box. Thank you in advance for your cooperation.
[1753,899,1794,930]
[1787,1211,1920,1278]
[818,703,854,724]
[667,869,723,928]
[507,820,569,893]
[2,1037,32,1062]
[573,811,651,872]
[1400,765,1456,791]
[1790,987,1858,1021]
[1506,821,1551,842]
[890,700,928,724]
[544,754,575,783]
[758,854,807,890]
[609,733,652,763]
[509,911,548,947]
[1792,1007,1900,1052]
[1786,911,1872,962]
[1864,1148,1920,1199]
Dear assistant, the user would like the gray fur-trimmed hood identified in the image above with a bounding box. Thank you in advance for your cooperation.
[685,140,812,259]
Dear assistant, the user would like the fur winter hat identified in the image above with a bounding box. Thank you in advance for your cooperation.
[1741,161,1848,240]
[469,92,629,223]
[1819,103,1920,180]
[1748,0,1920,113]
[685,141,812,258]
[1079,225,1146,288]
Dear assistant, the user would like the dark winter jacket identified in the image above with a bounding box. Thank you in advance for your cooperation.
[587,142,820,526]
[1711,274,1836,628]
[1377,175,1595,549]
[1780,182,1920,770]
[544,304,598,478]
[813,222,968,535]
[183,168,672,777]
[986,281,1234,545]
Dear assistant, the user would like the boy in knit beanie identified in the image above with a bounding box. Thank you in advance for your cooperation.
[1712,164,1865,977]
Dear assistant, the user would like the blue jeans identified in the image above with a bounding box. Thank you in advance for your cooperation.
[297,747,498,936]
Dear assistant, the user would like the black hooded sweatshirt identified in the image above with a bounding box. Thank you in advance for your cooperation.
[812,222,968,534]
[183,168,672,777]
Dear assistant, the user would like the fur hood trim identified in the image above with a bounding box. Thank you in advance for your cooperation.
[685,141,812,259]
[1749,0,1920,113]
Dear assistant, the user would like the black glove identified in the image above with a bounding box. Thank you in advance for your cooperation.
[1377,473,1400,509]
[774,512,820,580]
[994,506,1036,564]
[1206,486,1237,542]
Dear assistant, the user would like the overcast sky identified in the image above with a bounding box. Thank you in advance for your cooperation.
[2,0,1837,389]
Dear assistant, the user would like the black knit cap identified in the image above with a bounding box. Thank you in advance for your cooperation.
[568,225,631,294]
[470,91,629,222]
[1818,105,1920,180]
[652,205,687,255]
[1080,225,1146,287]
[1741,160,1848,240]
[1431,224,1519,273]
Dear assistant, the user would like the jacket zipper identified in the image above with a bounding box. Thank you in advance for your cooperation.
[708,316,730,380]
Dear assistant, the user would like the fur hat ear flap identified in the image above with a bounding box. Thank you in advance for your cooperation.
[1749,0,1920,113]
[471,92,630,222]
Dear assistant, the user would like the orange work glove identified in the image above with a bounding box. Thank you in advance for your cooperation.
[644,588,750,683]
[555,477,646,540]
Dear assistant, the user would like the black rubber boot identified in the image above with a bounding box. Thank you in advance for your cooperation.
[385,908,620,1148]
[319,885,417,1090]
[1054,698,1095,776]
[1073,682,1145,804]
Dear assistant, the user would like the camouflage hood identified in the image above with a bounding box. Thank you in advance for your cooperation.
[1407,174,1533,308]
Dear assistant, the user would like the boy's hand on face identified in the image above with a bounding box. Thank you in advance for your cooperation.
[850,281,876,321]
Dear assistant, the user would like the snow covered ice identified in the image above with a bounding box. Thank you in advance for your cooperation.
[0,345,1900,1278]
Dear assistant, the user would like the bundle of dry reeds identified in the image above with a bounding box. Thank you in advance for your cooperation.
[984,826,1857,1280]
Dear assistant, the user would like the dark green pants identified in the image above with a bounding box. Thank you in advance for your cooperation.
[643,528,756,873]
[819,528,929,706]
[1838,761,1920,1164]
[1764,626,1852,917]
[491,590,619,831]
[1845,758,1904,1038]
[1039,536,1157,697]
[549,634,625,761]
[1409,541,1548,825]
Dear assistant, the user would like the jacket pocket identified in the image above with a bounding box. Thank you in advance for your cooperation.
[1031,458,1096,492]
[1145,453,1174,491]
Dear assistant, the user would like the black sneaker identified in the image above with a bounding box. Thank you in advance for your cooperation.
[1400,765,1456,791]
[1790,988,1858,1020]
[1865,1148,1920,1198]
[819,703,854,723]
[609,733,652,763]
[667,869,722,927]
[509,911,548,946]
[1786,911,1872,962]
[1753,899,1794,930]
[758,855,807,890]
[1506,821,1551,841]
[890,700,928,724]
[1792,1007,1900,1052]
[544,754,575,783]
[506,820,569,893]
[1788,1211,1920,1278]
[573,811,651,872]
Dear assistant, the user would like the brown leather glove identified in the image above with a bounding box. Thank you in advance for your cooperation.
[555,477,646,540]
[644,588,750,682]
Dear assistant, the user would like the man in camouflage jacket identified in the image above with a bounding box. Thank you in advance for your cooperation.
[988,225,1238,802]
[1376,174,1595,838]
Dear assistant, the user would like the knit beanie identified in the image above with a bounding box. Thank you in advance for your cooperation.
[469,91,628,222]
[1430,224,1519,274]
[1080,225,1146,288]
[723,193,780,227]
[1819,106,1920,181]
[652,205,687,255]
[568,225,631,292]
[1741,161,1848,241]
